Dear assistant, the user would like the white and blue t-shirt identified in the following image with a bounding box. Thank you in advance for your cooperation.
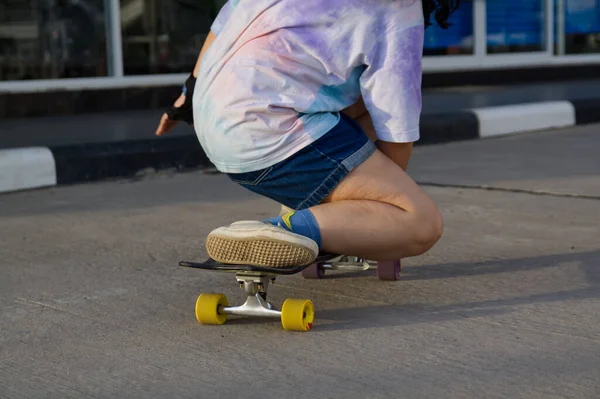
[192,0,424,173]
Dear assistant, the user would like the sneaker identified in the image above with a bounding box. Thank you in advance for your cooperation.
[206,221,319,268]
[279,204,295,216]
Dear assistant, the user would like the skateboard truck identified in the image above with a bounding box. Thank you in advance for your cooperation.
[321,256,374,271]
[188,266,317,332]
[302,256,401,280]
[224,274,281,318]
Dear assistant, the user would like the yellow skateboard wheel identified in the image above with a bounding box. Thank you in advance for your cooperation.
[195,293,228,325]
[281,298,314,332]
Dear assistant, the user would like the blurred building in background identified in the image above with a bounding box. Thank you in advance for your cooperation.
[0,0,598,95]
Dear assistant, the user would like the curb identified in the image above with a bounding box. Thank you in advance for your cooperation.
[419,99,599,146]
[0,147,57,193]
[1,100,599,194]
[0,136,212,194]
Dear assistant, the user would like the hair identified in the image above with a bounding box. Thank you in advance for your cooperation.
[422,0,461,29]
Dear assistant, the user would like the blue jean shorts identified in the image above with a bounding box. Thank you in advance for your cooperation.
[226,113,376,210]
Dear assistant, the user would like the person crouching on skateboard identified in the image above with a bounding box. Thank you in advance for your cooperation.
[156,0,460,268]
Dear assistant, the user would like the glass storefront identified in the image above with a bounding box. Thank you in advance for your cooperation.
[0,0,107,81]
[1,0,599,84]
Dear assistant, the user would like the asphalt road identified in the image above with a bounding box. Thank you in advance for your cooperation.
[1,124,599,398]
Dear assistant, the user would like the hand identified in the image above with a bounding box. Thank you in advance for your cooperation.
[155,93,186,136]
[155,73,197,136]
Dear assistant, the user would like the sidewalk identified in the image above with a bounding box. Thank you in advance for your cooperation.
[1,79,600,193]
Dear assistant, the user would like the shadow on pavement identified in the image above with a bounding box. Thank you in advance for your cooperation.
[315,249,600,332]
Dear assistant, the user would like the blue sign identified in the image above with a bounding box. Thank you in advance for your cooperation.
[423,0,474,49]
[564,0,600,34]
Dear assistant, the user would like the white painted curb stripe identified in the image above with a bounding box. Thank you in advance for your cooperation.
[0,147,57,194]
[472,101,576,138]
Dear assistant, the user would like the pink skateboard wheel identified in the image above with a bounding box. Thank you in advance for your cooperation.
[301,263,326,279]
[376,260,401,281]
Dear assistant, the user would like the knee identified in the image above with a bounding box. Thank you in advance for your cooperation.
[407,203,444,256]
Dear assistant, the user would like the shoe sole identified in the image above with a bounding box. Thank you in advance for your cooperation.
[206,235,317,268]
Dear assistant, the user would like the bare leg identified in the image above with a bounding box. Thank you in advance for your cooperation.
[278,102,421,259]
[308,149,442,260]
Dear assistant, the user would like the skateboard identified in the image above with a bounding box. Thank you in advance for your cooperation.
[301,256,401,281]
[179,254,338,332]
[179,254,402,332]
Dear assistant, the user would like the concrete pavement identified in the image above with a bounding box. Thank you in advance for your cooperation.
[1,124,599,398]
[411,123,600,198]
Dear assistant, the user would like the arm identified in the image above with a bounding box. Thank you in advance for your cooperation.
[193,31,217,77]
[376,140,413,171]
[155,31,216,136]
[343,97,413,171]
[357,22,424,171]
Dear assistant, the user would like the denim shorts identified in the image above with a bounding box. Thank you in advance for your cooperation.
[226,113,376,210]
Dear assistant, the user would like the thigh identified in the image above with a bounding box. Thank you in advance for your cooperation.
[322,148,436,215]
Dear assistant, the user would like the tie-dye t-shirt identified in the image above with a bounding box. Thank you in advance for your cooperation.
[192,0,424,173]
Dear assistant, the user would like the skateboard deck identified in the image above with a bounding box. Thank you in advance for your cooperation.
[179,253,340,275]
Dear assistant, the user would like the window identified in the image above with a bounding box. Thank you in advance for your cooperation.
[423,0,475,56]
[120,0,224,75]
[0,0,107,81]
[487,0,546,53]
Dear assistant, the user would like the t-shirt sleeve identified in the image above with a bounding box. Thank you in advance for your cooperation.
[359,24,424,143]
[211,1,236,36]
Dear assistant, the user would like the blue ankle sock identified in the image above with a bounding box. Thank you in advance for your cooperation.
[265,209,322,247]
